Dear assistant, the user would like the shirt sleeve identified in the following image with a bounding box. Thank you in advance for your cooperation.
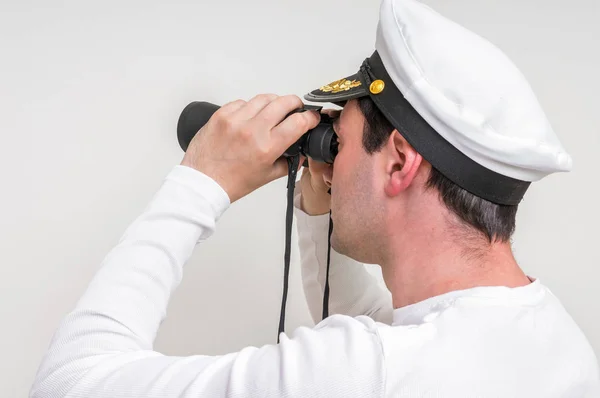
[29,165,386,398]
[293,187,393,325]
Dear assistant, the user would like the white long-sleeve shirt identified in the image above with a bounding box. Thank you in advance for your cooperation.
[30,165,600,397]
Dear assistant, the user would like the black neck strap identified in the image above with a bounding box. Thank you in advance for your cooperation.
[278,155,331,343]
[322,209,333,320]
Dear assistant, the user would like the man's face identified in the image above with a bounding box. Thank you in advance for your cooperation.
[327,100,386,264]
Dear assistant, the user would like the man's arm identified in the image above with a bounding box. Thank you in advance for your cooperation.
[30,166,386,398]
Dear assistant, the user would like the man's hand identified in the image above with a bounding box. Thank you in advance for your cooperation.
[298,109,339,216]
[181,94,320,203]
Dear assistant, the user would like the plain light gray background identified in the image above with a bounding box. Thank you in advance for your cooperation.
[1,0,598,396]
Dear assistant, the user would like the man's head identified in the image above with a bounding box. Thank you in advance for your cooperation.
[306,0,572,265]
[327,97,518,265]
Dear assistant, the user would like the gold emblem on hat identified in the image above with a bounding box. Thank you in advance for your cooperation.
[370,79,385,94]
[320,78,362,94]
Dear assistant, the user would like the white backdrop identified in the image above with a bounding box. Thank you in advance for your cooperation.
[1,0,598,396]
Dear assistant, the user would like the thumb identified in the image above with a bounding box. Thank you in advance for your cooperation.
[269,156,305,184]
[269,157,292,182]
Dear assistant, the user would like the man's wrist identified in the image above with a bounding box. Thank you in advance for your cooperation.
[170,165,231,217]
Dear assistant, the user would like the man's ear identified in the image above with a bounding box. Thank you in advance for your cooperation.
[384,130,423,197]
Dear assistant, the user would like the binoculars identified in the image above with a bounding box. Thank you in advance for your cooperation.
[177,102,339,166]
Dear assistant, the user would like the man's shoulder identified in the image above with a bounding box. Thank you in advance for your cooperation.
[371,285,600,397]
[281,314,387,361]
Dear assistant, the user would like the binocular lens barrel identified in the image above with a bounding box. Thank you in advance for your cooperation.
[177,101,338,164]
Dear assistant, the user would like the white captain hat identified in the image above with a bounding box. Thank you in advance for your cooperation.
[305,0,572,205]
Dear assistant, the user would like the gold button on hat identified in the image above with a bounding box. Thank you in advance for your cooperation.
[369,79,385,94]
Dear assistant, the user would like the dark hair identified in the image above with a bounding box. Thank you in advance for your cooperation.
[357,96,517,243]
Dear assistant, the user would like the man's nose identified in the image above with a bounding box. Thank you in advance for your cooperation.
[323,165,333,188]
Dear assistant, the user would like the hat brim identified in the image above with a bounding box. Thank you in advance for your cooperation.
[304,72,368,104]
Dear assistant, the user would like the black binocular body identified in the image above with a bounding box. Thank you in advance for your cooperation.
[177,102,339,166]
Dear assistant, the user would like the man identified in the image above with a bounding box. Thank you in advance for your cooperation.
[31,0,599,397]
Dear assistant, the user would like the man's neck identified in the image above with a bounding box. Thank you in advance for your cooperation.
[381,208,531,310]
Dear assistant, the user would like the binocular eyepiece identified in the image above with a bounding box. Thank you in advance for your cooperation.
[177,102,339,166]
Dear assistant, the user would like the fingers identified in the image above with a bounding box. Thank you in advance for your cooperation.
[256,95,305,128]
[213,94,322,185]
[219,99,247,116]
[307,157,331,175]
[222,94,305,130]
[271,108,320,153]
[321,108,341,118]
[232,93,278,121]
[307,157,332,189]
